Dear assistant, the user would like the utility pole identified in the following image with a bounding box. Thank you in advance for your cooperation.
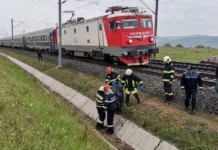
[154,0,159,49]
[57,0,63,68]
[11,19,14,49]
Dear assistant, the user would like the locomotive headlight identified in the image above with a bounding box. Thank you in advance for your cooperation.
[150,37,154,42]
[123,51,128,56]
[129,39,132,44]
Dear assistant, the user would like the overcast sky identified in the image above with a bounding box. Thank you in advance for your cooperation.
[0,0,217,38]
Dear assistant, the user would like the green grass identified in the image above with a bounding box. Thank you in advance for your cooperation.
[1,49,218,150]
[156,47,218,63]
[0,55,112,150]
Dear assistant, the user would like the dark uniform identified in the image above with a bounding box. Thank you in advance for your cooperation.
[121,73,143,105]
[106,71,121,86]
[104,90,117,134]
[95,88,106,130]
[37,49,43,61]
[162,63,175,102]
[180,71,203,112]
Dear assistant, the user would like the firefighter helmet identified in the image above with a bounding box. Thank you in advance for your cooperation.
[106,67,112,73]
[125,69,133,76]
[104,84,111,92]
[99,86,104,91]
[163,56,172,62]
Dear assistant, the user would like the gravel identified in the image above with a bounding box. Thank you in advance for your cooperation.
[8,49,218,115]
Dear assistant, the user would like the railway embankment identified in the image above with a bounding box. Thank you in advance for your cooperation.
[1,48,218,150]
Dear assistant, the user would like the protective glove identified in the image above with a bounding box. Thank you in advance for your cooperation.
[140,85,144,90]
[180,86,185,90]
[199,87,203,90]
[111,80,117,85]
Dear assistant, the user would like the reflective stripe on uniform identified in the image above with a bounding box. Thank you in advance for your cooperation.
[96,93,103,100]
[139,81,143,84]
[164,71,171,73]
[162,79,170,82]
[132,80,135,87]
[96,98,103,103]
[170,75,174,78]
[125,88,137,94]
[97,119,103,124]
[168,93,173,95]
[96,105,103,108]
[170,70,175,73]
[108,125,113,127]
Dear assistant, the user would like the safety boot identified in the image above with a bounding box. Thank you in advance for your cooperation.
[95,123,106,130]
[106,127,114,134]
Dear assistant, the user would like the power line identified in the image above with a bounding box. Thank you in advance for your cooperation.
[16,0,44,19]
[15,0,37,17]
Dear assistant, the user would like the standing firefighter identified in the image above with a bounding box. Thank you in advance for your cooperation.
[37,49,43,61]
[106,67,121,86]
[162,56,175,102]
[95,86,106,130]
[121,69,144,106]
[103,85,117,134]
[180,65,203,114]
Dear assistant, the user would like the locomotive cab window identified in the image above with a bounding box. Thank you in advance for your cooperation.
[109,21,115,30]
[74,28,76,34]
[116,21,121,29]
[86,26,89,32]
[99,24,102,31]
[123,19,138,29]
[141,18,152,28]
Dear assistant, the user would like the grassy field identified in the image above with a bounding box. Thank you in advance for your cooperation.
[1,49,218,150]
[0,55,113,149]
[156,47,218,63]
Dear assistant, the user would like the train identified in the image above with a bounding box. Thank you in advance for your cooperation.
[0,6,159,66]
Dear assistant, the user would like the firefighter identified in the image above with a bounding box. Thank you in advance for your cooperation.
[37,49,43,61]
[162,56,175,102]
[103,85,117,134]
[121,69,144,106]
[180,65,203,114]
[105,67,121,86]
[95,86,106,130]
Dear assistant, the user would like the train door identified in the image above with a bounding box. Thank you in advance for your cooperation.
[50,32,55,52]
[97,21,104,49]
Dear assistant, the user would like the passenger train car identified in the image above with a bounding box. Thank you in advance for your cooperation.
[0,6,159,66]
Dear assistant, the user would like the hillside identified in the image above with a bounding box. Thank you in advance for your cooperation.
[157,35,218,48]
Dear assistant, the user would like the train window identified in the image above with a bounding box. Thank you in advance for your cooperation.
[109,21,115,30]
[116,21,121,29]
[74,28,76,34]
[123,19,138,29]
[64,30,66,35]
[141,18,152,28]
[99,24,102,31]
[86,26,89,32]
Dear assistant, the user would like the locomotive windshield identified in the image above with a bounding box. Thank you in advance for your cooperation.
[122,19,138,29]
[141,18,152,28]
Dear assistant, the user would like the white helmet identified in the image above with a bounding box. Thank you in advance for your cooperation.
[99,86,104,91]
[163,56,172,62]
[126,69,133,76]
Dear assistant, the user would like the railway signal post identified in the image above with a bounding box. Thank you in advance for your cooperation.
[11,19,13,49]
[57,0,63,68]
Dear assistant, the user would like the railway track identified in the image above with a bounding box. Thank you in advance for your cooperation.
[1,48,217,86]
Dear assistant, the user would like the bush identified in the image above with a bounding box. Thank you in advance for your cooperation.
[176,44,183,48]
[164,43,172,47]
[195,45,205,48]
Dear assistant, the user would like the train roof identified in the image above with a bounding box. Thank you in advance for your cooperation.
[25,27,54,37]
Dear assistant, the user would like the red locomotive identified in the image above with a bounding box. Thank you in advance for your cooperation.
[0,6,158,66]
[55,6,158,66]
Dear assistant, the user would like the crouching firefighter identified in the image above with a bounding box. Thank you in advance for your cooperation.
[162,56,175,102]
[106,67,121,86]
[103,85,117,134]
[121,69,144,106]
[95,86,106,130]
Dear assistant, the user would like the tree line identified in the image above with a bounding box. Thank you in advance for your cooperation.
[163,43,210,49]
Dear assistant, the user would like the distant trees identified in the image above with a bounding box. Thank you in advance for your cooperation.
[176,44,184,48]
[164,43,172,47]
[195,45,205,48]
